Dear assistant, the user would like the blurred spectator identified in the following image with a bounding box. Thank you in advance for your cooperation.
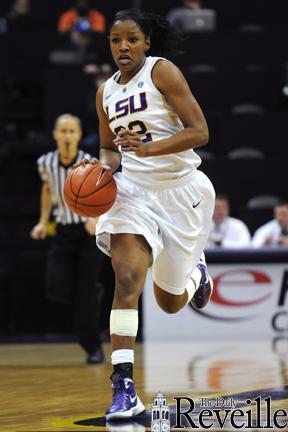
[252,201,288,247]
[206,194,251,248]
[167,0,216,33]
[83,63,113,144]
[84,62,113,87]
[3,0,36,31]
[49,21,97,65]
[58,0,105,33]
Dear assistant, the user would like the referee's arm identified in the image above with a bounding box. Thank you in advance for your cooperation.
[31,182,52,240]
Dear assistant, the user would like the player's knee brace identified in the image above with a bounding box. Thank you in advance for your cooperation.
[110,309,138,337]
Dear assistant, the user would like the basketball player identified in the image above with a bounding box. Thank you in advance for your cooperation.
[87,9,215,418]
[30,114,105,364]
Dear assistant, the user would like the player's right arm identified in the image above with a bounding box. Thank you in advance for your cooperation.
[30,182,52,240]
[96,83,121,174]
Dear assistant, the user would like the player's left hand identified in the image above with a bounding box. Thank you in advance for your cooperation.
[114,130,149,157]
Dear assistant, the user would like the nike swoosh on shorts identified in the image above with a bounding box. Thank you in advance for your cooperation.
[193,200,201,208]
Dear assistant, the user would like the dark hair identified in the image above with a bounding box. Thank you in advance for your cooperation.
[276,200,288,208]
[185,0,204,5]
[216,193,230,204]
[110,9,183,56]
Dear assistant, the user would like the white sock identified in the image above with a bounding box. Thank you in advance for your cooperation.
[185,255,207,304]
[185,278,197,304]
[111,349,134,365]
[191,265,203,290]
[185,263,204,305]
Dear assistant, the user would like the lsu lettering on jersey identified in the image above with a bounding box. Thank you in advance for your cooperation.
[103,56,201,187]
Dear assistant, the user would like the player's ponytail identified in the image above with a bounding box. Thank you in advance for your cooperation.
[143,11,183,56]
[110,9,183,56]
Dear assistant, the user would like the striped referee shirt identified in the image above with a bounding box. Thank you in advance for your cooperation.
[37,149,92,225]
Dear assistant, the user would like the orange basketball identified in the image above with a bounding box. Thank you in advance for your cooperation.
[64,162,117,217]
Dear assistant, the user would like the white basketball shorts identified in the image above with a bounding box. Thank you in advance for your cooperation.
[96,170,215,295]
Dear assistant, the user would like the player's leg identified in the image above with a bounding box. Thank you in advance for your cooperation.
[153,171,215,313]
[153,235,208,313]
[153,250,213,314]
[106,233,151,420]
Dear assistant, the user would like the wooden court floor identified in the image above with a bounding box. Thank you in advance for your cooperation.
[0,340,287,432]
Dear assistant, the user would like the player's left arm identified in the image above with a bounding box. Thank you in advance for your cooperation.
[117,60,209,157]
[152,60,209,155]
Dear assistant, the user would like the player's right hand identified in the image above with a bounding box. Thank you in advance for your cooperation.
[30,223,48,240]
[73,158,111,171]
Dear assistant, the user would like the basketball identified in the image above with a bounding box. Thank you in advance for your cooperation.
[63,162,117,217]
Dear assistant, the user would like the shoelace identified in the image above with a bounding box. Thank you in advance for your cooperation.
[111,378,135,405]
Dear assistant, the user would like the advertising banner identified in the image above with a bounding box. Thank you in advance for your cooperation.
[143,264,288,341]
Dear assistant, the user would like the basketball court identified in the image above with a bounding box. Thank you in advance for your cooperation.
[0,337,287,431]
[1,1,288,431]
[1,263,288,431]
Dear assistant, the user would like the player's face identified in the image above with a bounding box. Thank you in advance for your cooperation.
[109,19,150,78]
[213,199,229,224]
[53,118,82,160]
[275,206,288,230]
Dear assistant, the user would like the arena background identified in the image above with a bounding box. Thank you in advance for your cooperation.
[0,0,287,339]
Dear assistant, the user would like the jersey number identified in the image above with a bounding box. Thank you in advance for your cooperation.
[114,121,152,144]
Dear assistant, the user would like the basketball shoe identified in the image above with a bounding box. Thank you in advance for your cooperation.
[105,372,145,420]
[190,262,213,310]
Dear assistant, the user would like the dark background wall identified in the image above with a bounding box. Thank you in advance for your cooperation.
[0,0,287,339]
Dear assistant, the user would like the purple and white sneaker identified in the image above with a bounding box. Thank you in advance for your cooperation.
[105,373,145,420]
[190,263,213,310]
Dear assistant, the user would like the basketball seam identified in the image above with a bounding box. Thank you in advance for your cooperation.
[68,167,100,212]
[77,177,114,198]
[68,170,79,213]
[68,164,103,198]
[69,167,83,197]
[77,165,103,196]
[65,164,116,216]
[71,198,116,208]
[70,206,91,217]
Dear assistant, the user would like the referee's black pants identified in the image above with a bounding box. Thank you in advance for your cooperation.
[45,223,105,354]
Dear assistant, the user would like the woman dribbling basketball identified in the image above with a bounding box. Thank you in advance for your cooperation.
[93,9,215,419]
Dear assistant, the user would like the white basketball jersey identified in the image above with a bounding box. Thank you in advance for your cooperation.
[103,56,201,187]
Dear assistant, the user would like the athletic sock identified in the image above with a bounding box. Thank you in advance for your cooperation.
[191,265,203,290]
[185,277,197,304]
[111,349,134,378]
[185,263,205,305]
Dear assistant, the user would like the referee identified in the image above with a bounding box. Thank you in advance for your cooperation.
[31,113,105,364]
